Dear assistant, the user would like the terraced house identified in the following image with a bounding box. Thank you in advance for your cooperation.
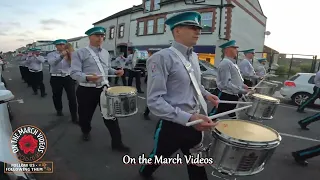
[93,0,267,66]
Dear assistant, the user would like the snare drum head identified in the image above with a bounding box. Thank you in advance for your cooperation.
[202,75,216,80]
[107,86,137,95]
[215,119,279,142]
[252,93,280,103]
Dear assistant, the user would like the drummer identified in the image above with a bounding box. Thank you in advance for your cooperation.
[238,49,260,87]
[139,11,219,180]
[254,58,267,78]
[209,40,249,118]
[70,26,129,152]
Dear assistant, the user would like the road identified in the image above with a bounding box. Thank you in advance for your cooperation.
[2,62,320,180]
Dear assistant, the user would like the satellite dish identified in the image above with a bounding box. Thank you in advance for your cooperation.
[265,31,271,36]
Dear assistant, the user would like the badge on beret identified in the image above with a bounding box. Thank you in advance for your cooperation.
[195,17,199,25]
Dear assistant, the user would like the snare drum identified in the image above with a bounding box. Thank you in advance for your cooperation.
[209,119,281,176]
[255,81,278,96]
[201,75,217,90]
[105,86,138,117]
[246,93,280,120]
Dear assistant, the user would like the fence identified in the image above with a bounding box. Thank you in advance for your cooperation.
[238,52,318,83]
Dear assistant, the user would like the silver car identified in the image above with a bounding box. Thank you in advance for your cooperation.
[199,60,218,77]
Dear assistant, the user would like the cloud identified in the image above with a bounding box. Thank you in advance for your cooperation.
[0,32,7,36]
[40,19,66,26]
[16,39,29,42]
[77,12,86,16]
[7,22,21,27]
[41,26,54,30]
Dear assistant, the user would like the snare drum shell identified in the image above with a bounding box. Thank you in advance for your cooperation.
[208,133,279,176]
[201,75,217,90]
[255,81,278,96]
[246,95,280,120]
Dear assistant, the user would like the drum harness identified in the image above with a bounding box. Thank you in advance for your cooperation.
[170,47,213,155]
[84,47,115,121]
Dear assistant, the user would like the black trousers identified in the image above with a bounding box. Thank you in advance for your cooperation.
[76,86,123,145]
[114,67,127,85]
[23,67,32,86]
[144,75,148,83]
[298,112,320,127]
[243,79,253,87]
[50,76,77,117]
[209,88,240,118]
[1,76,7,88]
[19,66,26,81]
[293,144,320,160]
[144,106,150,115]
[297,86,320,111]
[30,71,45,94]
[128,69,142,91]
[139,120,208,180]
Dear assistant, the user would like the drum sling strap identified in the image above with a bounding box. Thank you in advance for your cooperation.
[85,47,114,120]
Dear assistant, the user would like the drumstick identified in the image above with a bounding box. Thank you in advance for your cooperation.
[248,87,269,89]
[218,100,252,104]
[185,105,252,127]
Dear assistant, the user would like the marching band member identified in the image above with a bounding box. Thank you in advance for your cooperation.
[297,111,320,130]
[209,40,249,118]
[70,26,129,152]
[292,144,320,166]
[238,49,260,87]
[126,50,144,93]
[297,69,320,113]
[21,51,30,86]
[47,39,78,123]
[26,48,47,97]
[254,58,267,78]
[139,12,219,180]
[113,53,127,85]
[16,51,26,83]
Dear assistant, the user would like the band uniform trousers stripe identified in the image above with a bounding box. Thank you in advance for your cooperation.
[299,87,320,110]
[300,112,320,124]
[140,120,163,172]
[299,148,320,156]
[209,91,222,116]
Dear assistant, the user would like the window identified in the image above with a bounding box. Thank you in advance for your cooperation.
[153,0,160,10]
[147,20,154,34]
[119,24,124,38]
[200,12,213,33]
[145,0,151,12]
[75,42,78,48]
[157,18,164,33]
[289,74,300,81]
[138,22,144,35]
[308,75,315,84]
[109,27,115,39]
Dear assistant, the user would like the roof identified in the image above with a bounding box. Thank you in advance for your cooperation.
[93,5,143,25]
[67,36,87,42]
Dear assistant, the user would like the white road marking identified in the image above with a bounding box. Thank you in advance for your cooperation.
[279,132,320,142]
[138,96,146,100]
[8,78,12,81]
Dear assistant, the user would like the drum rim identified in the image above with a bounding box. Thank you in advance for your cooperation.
[213,119,281,145]
[106,86,137,95]
[260,81,278,86]
[250,93,280,103]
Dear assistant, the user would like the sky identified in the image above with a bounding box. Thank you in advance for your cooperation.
[0,0,319,56]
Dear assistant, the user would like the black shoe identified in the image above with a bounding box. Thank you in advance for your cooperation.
[33,92,38,95]
[297,109,306,113]
[292,152,308,166]
[139,171,154,180]
[56,111,64,116]
[112,143,130,153]
[82,133,90,141]
[72,117,79,124]
[41,93,47,97]
[138,90,144,94]
[298,122,309,130]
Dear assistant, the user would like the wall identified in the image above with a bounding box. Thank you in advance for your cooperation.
[94,14,131,54]
[230,0,267,56]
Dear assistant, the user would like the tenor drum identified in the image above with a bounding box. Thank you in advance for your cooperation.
[255,81,278,96]
[246,94,280,120]
[209,119,281,176]
[201,75,217,90]
[105,86,138,117]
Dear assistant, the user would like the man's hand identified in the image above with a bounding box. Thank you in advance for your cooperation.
[86,74,101,82]
[205,94,219,107]
[61,50,68,56]
[115,68,124,77]
[189,114,218,131]
[243,84,249,90]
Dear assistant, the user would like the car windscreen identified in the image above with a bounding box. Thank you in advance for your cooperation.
[288,74,300,81]
[200,60,216,69]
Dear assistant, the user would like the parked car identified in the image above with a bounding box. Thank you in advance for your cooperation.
[280,73,320,106]
[199,60,218,77]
